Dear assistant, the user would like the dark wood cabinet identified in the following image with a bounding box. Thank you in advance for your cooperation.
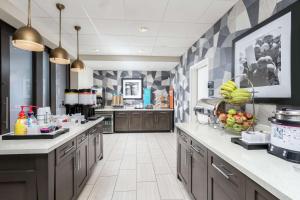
[76,134,89,194]
[0,170,38,200]
[177,129,279,200]
[246,180,278,200]
[190,140,207,200]
[177,131,190,189]
[114,110,173,132]
[56,151,76,200]
[155,111,171,131]
[129,112,142,131]
[88,128,97,172]
[114,111,129,132]
[142,111,154,131]
[207,151,246,200]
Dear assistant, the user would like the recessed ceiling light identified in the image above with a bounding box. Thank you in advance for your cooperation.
[95,49,100,53]
[139,26,149,33]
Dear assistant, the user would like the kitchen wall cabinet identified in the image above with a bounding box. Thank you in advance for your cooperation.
[246,180,279,200]
[114,110,173,132]
[177,128,279,200]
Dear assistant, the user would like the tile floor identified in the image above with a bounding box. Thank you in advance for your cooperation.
[78,132,192,200]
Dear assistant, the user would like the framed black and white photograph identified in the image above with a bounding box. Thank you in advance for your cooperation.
[122,78,143,99]
[233,12,291,98]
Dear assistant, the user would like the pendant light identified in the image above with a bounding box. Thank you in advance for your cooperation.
[50,3,70,64]
[71,26,85,72]
[12,0,44,52]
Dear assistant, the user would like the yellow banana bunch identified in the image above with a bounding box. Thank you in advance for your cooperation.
[220,81,252,104]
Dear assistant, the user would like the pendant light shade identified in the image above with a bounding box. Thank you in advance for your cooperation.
[50,3,70,64]
[71,26,85,72]
[12,0,44,52]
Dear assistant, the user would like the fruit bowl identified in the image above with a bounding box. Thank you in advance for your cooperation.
[218,109,255,134]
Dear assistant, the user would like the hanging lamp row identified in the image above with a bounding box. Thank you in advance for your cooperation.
[11,0,85,72]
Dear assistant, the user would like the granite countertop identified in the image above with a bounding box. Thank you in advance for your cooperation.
[95,107,174,112]
[176,122,300,200]
[0,117,104,155]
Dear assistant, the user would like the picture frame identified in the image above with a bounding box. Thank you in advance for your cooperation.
[122,78,143,100]
[233,11,292,99]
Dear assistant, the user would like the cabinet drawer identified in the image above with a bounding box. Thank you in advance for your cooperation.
[77,132,88,146]
[177,130,189,145]
[191,139,207,160]
[56,138,76,165]
[208,150,246,200]
[115,112,128,117]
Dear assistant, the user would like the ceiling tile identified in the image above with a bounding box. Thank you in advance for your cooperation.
[155,37,196,48]
[8,0,50,18]
[81,0,124,19]
[158,22,212,38]
[92,20,160,36]
[164,0,212,22]
[197,0,238,23]
[124,0,169,21]
[151,46,187,56]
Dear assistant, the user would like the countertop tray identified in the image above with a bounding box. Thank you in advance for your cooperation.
[231,137,269,150]
[2,128,70,140]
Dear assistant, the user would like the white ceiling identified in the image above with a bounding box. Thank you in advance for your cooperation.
[4,0,238,57]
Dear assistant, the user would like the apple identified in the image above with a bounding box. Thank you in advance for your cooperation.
[234,115,244,124]
[242,121,252,130]
[245,113,253,119]
[227,109,237,115]
[226,117,235,126]
[218,113,227,122]
[241,116,247,121]
[237,112,244,116]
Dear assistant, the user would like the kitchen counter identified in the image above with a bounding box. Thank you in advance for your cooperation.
[95,107,174,112]
[0,117,104,155]
[176,122,300,200]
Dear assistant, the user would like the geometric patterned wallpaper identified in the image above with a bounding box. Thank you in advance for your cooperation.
[171,0,297,123]
[94,70,170,106]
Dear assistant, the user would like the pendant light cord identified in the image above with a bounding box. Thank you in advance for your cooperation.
[28,0,31,27]
[77,29,79,59]
[59,8,62,47]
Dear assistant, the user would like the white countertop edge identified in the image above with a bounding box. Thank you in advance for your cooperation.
[0,117,104,155]
[176,123,299,200]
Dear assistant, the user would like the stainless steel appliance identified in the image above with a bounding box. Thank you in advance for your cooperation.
[97,111,114,134]
[194,98,225,127]
[268,109,300,163]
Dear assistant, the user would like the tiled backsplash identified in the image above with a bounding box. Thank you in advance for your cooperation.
[93,70,170,106]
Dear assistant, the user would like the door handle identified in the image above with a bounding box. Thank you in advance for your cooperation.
[211,163,234,180]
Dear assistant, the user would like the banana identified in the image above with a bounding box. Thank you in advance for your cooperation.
[231,92,251,98]
[221,85,235,92]
[226,80,237,89]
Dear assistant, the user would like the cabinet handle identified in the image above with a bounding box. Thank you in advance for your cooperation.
[185,150,190,166]
[211,163,233,180]
[5,97,8,129]
[191,145,204,157]
[64,145,75,155]
[77,151,80,171]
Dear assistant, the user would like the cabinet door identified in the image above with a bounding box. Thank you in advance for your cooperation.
[115,112,129,132]
[246,179,278,200]
[96,132,102,160]
[190,140,207,200]
[88,132,97,172]
[129,112,142,131]
[56,151,76,200]
[0,170,37,200]
[208,151,246,200]
[177,131,190,189]
[142,111,154,131]
[155,111,171,131]
[76,139,89,194]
